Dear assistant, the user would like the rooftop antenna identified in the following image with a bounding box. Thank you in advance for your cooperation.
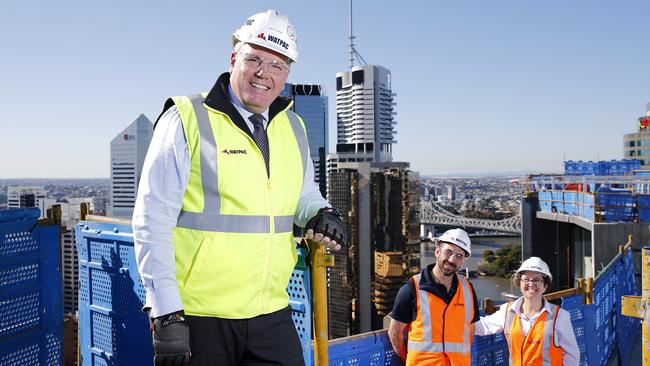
[348,0,367,68]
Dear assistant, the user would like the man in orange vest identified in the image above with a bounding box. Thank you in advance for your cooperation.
[388,228,479,365]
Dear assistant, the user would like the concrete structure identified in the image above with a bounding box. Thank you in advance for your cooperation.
[521,194,649,291]
[326,161,419,338]
[623,102,650,168]
[281,83,328,197]
[110,114,152,218]
[328,65,396,171]
[7,186,47,218]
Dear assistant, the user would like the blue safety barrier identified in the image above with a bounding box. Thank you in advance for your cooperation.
[75,221,152,366]
[565,159,640,176]
[76,221,315,366]
[74,221,638,366]
[329,331,400,365]
[0,208,62,365]
[537,189,648,222]
[288,246,313,365]
[561,250,639,366]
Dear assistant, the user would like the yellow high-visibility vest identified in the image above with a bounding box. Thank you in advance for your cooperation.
[168,93,308,319]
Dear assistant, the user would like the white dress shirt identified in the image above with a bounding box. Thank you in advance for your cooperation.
[473,297,580,366]
[133,92,328,318]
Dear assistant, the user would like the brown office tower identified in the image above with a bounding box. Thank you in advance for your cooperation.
[326,162,420,338]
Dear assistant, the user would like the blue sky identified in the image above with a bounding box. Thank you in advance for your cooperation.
[1,1,649,178]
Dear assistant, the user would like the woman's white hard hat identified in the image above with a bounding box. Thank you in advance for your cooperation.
[517,256,553,281]
[232,10,298,63]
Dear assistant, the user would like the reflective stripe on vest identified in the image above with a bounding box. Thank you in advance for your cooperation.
[504,301,561,366]
[407,273,473,355]
[175,94,308,233]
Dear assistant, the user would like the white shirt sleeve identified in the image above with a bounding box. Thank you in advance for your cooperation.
[473,303,507,336]
[132,106,189,318]
[293,141,330,227]
[556,308,581,366]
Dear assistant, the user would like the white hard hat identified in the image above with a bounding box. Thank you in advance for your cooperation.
[232,10,298,63]
[517,257,552,281]
[437,228,471,257]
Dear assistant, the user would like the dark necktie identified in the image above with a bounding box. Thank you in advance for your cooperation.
[249,113,269,176]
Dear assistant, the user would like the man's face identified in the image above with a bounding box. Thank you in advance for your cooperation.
[229,43,290,113]
[435,243,467,277]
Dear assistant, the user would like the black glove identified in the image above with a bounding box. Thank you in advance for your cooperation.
[152,310,191,366]
[305,207,347,248]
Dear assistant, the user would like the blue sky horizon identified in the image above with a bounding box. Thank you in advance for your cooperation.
[1,1,649,178]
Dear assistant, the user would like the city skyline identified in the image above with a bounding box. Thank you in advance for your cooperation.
[2,1,649,178]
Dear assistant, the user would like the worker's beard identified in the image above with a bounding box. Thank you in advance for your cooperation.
[439,259,458,276]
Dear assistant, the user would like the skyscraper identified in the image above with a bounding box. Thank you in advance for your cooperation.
[61,219,78,315]
[326,2,417,338]
[281,83,329,197]
[328,65,396,170]
[327,161,420,338]
[7,186,48,218]
[110,114,152,218]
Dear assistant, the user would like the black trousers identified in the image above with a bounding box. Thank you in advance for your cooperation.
[186,306,304,366]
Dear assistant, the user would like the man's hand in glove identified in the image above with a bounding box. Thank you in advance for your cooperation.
[305,207,347,251]
[152,310,191,366]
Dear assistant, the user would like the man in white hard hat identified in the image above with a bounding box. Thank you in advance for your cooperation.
[133,10,346,366]
[388,228,480,365]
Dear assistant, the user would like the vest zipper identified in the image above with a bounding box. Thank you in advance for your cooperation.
[441,303,448,353]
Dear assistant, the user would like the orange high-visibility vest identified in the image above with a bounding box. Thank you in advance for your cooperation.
[504,301,564,366]
[406,273,474,366]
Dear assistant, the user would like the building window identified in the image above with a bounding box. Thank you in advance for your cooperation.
[352,70,364,85]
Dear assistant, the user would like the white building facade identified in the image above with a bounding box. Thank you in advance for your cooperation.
[7,186,48,218]
[109,114,152,218]
[328,65,396,172]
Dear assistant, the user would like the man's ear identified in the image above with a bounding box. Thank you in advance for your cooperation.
[230,52,236,68]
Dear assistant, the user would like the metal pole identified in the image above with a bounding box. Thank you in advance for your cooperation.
[309,241,334,366]
[348,0,354,68]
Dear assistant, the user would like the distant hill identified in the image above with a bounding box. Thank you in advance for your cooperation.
[0,178,109,186]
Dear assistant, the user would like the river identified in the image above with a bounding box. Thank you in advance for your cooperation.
[420,235,520,305]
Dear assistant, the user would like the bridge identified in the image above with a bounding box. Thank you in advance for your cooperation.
[420,200,522,234]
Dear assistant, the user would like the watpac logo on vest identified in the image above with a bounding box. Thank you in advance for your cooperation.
[221,148,248,155]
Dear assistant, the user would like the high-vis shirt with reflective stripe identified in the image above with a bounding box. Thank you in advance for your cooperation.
[170,93,306,318]
[133,86,327,318]
[406,273,475,366]
[504,301,564,366]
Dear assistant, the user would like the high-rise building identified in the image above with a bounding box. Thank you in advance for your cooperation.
[110,114,153,218]
[447,184,456,201]
[327,161,420,338]
[61,219,79,315]
[328,65,396,171]
[623,102,650,167]
[281,83,328,197]
[7,186,48,218]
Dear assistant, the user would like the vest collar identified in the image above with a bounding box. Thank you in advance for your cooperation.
[419,263,459,302]
[509,296,553,317]
[204,72,292,138]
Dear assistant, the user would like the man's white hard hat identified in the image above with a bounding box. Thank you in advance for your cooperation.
[517,257,553,281]
[232,10,298,63]
[437,228,471,257]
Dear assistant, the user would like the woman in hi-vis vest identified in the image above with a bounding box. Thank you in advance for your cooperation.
[473,257,580,366]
